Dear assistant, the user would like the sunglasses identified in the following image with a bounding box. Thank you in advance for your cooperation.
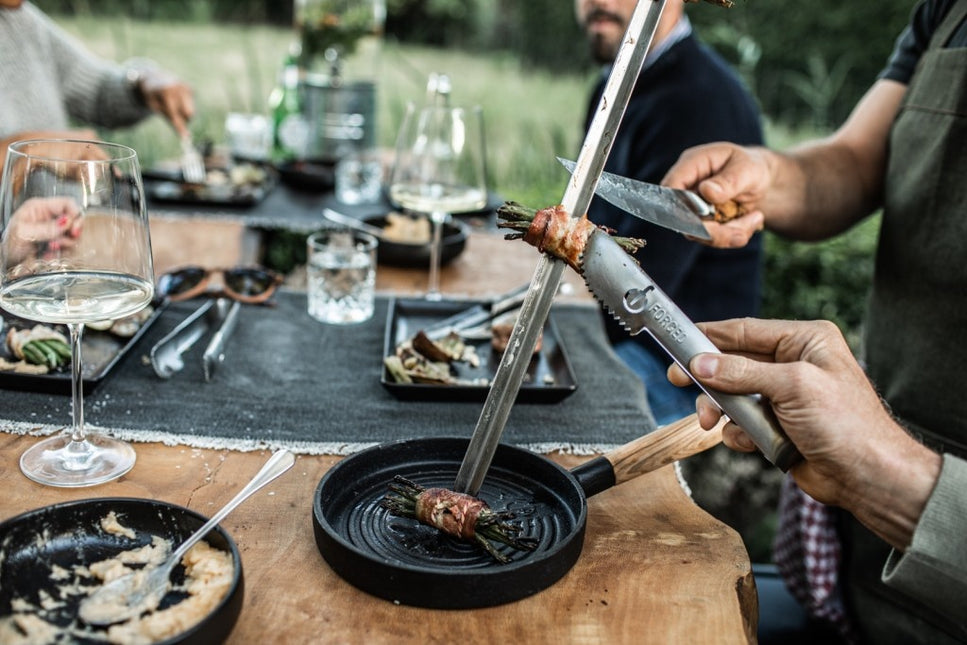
[157,266,282,304]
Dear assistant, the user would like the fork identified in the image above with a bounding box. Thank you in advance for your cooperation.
[179,133,206,184]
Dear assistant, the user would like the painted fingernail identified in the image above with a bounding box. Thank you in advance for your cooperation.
[691,354,719,378]
[56,215,69,227]
[49,240,61,251]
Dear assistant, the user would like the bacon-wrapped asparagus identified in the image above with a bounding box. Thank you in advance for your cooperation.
[381,476,539,563]
[497,201,646,271]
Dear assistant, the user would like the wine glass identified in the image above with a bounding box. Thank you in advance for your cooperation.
[388,103,487,300]
[0,139,155,487]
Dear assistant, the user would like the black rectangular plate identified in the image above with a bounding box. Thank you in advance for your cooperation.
[0,301,167,395]
[381,297,577,403]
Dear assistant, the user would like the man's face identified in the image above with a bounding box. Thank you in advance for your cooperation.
[575,0,636,64]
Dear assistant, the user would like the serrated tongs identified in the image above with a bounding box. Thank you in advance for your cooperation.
[578,231,802,471]
[454,0,671,495]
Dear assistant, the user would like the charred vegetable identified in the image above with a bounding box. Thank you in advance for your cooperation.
[381,476,539,563]
[6,326,71,369]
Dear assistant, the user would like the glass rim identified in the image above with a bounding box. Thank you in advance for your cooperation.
[6,138,138,164]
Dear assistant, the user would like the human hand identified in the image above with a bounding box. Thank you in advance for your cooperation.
[4,197,83,265]
[136,69,195,138]
[667,318,941,549]
[663,142,771,248]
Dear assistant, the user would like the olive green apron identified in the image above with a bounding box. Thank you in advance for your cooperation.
[846,2,967,643]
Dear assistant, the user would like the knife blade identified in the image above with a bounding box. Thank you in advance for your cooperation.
[202,299,241,382]
[558,157,712,240]
[580,228,802,472]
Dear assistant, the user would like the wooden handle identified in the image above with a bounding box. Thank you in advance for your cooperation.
[712,200,744,223]
[606,413,724,486]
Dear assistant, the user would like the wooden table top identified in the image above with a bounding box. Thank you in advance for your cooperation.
[0,227,757,644]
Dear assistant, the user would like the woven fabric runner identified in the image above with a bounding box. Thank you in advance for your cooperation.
[0,291,656,455]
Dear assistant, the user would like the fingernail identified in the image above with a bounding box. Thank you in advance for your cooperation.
[56,215,69,227]
[704,180,722,195]
[49,240,61,251]
[691,354,719,378]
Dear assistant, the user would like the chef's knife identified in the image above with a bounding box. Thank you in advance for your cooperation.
[558,157,713,240]
[580,229,802,471]
[202,299,241,382]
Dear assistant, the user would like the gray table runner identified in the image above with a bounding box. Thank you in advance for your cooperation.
[0,291,655,455]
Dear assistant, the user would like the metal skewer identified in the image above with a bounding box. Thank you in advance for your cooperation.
[454,0,669,495]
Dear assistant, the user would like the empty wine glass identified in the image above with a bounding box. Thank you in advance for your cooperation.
[388,102,487,300]
[0,139,155,487]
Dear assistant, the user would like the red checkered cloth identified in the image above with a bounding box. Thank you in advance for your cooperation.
[773,476,857,642]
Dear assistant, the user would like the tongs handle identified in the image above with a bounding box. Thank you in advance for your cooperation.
[583,232,802,471]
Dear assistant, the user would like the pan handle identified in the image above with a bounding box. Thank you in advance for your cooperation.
[572,414,724,498]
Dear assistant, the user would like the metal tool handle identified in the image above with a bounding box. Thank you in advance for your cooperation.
[626,281,800,471]
[170,449,295,564]
[453,0,670,496]
[203,299,241,381]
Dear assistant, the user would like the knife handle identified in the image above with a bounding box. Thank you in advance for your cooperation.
[622,282,802,472]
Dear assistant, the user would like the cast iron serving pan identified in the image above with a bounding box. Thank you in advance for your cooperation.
[312,414,723,608]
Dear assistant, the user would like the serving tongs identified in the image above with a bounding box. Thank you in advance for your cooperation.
[454,0,669,495]
[421,283,530,341]
[150,298,237,380]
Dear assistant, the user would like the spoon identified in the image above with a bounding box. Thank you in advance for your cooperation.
[79,449,295,626]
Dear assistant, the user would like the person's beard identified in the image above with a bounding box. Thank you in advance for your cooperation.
[583,8,625,64]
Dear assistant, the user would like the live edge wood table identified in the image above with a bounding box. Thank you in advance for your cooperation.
[0,217,757,644]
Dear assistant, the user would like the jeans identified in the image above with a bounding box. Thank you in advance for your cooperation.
[613,339,699,426]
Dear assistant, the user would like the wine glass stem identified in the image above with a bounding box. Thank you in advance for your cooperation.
[427,210,447,301]
[68,322,86,443]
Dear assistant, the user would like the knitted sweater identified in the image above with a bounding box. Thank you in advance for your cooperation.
[0,2,151,139]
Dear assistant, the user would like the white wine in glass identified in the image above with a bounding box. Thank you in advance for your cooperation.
[0,139,155,487]
[388,103,487,300]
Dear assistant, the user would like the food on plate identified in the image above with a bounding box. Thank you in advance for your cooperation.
[0,512,234,644]
[381,476,539,563]
[5,325,70,370]
[382,212,430,244]
[497,202,646,271]
[89,306,155,338]
[491,318,542,354]
[384,330,481,386]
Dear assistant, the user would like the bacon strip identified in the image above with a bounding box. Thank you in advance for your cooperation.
[414,488,488,539]
[523,205,596,271]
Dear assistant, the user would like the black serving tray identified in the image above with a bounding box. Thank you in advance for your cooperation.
[382,297,577,403]
[0,301,166,395]
[143,163,277,207]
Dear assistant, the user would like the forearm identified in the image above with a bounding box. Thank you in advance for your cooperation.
[761,79,903,241]
[762,140,881,240]
[845,422,942,551]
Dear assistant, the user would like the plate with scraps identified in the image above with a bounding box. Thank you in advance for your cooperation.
[0,301,165,395]
[381,297,577,403]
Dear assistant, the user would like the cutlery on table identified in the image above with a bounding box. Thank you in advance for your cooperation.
[179,133,206,184]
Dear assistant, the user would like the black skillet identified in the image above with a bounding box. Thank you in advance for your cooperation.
[312,414,722,609]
